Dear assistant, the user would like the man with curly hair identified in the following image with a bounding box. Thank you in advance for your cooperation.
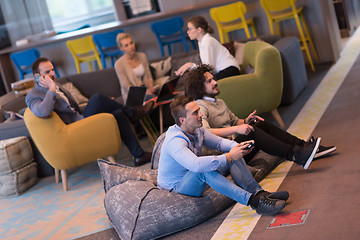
[184,64,336,169]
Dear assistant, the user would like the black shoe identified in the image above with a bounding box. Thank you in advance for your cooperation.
[134,152,152,167]
[130,101,154,123]
[256,190,289,201]
[304,136,336,159]
[314,145,336,159]
[252,196,286,215]
[293,137,321,169]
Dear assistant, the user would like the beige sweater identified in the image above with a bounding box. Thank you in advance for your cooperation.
[114,52,153,103]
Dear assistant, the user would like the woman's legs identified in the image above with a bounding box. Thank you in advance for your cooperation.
[215,66,241,80]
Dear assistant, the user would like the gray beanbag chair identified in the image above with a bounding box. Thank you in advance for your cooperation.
[98,133,283,240]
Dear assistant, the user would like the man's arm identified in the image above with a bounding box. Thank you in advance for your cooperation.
[26,76,57,118]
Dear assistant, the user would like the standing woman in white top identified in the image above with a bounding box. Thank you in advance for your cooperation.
[115,33,157,103]
[175,16,240,80]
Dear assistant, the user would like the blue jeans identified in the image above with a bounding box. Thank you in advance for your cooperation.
[173,158,263,206]
[82,94,144,158]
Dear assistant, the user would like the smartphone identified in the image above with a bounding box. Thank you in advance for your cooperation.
[34,75,42,83]
[245,142,254,149]
[248,117,258,125]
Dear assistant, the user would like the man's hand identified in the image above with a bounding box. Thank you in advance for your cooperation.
[235,124,254,135]
[225,141,254,163]
[40,75,56,92]
[245,110,264,124]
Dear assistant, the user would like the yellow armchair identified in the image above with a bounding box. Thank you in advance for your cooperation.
[24,109,122,191]
[217,40,284,128]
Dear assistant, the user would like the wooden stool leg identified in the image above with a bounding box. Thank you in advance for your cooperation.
[55,168,60,183]
[271,109,285,128]
[61,170,68,191]
[107,155,117,164]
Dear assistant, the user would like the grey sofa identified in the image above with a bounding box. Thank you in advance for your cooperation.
[237,35,308,105]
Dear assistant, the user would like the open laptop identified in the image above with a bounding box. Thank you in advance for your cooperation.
[156,76,181,104]
[125,86,147,107]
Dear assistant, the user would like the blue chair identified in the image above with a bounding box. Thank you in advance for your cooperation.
[10,48,59,79]
[151,17,196,57]
[93,29,125,68]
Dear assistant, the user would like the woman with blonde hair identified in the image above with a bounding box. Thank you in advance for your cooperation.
[175,16,240,80]
[115,33,157,103]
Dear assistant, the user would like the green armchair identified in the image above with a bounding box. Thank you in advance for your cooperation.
[218,40,284,128]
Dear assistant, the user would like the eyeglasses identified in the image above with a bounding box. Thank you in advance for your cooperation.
[187,27,195,31]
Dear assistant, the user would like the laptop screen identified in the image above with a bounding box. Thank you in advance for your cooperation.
[156,76,180,103]
[125,86,147,107]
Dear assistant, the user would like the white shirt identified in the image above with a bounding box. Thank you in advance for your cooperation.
[198,33,239,73]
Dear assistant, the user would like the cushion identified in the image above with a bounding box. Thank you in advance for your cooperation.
[61,82,89,105]
[234,41,245,65]
[149,57,172,79]
[0,136,33,174]
[97,159,157,192]
[222,41,235,56]
[11,78,34,91]
[0,161,37,198]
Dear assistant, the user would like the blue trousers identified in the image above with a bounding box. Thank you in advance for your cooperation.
[172,158,263,206]
[82,94,144,158]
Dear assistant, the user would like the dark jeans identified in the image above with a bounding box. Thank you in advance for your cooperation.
[235,120,304,162]
[215,66,241,80]
[82,94,144,158]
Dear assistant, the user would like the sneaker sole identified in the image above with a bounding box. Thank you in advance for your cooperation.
[314,146,337,159]
[303,137,321,169]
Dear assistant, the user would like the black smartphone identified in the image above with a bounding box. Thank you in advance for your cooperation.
[245,142,254,149]
[248,117,258,125]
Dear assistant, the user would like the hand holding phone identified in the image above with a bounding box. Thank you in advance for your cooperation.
[247,117,258,125]
[241,140,255,149]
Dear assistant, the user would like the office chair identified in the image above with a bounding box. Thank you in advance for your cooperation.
[210,1,257,43]
[66,36,103,73]
[10,48,60,79]
[93,29,125,68]
[151,16,194,57]
[260,0,318,71]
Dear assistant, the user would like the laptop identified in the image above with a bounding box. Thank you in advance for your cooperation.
[156,76,181,104]
[125,86,147,107]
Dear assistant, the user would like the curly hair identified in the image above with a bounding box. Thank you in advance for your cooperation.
[184,64,215,100]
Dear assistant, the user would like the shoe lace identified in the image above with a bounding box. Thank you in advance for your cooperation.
[260,196,276,206]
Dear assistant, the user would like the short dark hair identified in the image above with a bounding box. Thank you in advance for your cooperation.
[170,96,194,126]
[32,57,51,75]
[185,64,214,100]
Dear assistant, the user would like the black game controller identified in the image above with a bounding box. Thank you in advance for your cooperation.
[245,141,254,149]
[247,117,258,125]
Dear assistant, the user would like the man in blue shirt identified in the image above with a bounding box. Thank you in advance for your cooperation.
[157,96,288,215]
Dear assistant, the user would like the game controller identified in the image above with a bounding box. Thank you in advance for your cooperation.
[247,117,258,125]
[243,141,254,149]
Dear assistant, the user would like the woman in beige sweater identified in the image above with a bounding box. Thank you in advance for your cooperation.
[115,33,157,103]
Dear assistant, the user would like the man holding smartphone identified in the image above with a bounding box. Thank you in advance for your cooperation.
[157,96,289,216]
[26,57,154,166]
[184,64,336,170]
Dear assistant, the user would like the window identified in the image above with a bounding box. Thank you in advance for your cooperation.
[46,0,115,33]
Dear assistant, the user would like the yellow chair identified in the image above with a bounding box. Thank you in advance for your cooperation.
[218,41,284,128]
[260,0,318,71]
[24,109,121,191]
[66,36,103,73]
[210,1,257,44]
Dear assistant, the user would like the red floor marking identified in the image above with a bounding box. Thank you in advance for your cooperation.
[267,210,310,229]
